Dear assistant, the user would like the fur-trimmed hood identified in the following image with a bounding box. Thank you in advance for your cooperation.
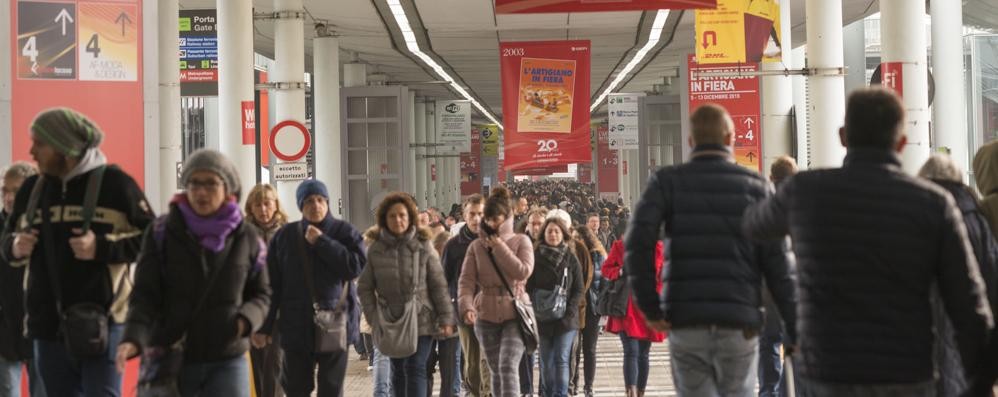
[363,225,433,245]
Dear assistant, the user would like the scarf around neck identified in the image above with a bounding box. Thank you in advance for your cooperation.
[174,194,243,253]
[537,242,568,270]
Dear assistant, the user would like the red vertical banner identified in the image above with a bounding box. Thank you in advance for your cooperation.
[11,0,146,187]
[241,100,255,144]
[500,40,591,171]
[578,163,592,184]
[461,127,482,196]
[880,62,904,97]
[687,54,761,172]
[597,124,619,194]
[258,71,270,167]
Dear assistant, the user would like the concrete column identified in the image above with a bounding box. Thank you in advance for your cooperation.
[0,0,10,166]
[843,20,867,93]
[344,63,367,88]
[407,91,417,197]
[217,0,256,202]
[761,0,793,178]
[157,0,181,211]
[805,0,846,168]
[618,149,627,206]
[414,99,427,207]
[426,100,438,208]
[272,0,306,219]
[931,0,968,178]
[792,46,809,168]
[314,36,342,215]
[452,156,460,206]
[629,150,640,206]
[881,0,930,174]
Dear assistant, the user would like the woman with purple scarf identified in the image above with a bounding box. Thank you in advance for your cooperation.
[115,149,272,396]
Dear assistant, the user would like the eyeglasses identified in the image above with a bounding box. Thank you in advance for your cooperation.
[186,179,223,192]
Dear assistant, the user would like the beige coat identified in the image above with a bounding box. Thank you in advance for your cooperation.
[458,217,535,324]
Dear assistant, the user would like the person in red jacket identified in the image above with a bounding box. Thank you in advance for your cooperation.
[602,224,665,397]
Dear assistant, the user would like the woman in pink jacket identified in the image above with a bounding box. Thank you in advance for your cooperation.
[457,186,534,397]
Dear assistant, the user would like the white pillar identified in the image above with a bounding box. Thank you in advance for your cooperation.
[629,150,640,206]
[314,36,342,215]
[0,0,10,166]
[805,0,846,168]
[272,0,306,219]
[761,0,793,177]
[414,99,427,207]
[452,156,460,206]
[344,63,367,88]
[792,46,809,168]
[931,0,968,178]
[407,91,417,199]
[217,0,256,202]
[158,0,181,212]
[881,0,930,174]
[426,101,438,208]
[618,149,628,205]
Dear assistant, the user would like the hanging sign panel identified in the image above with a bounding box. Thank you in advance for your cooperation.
[694,0,783,65]
[461,127,482,196]
[179,9,218,96]
[495,0,717,13]
[596,123,620,194]
[79,2,138,81]
[436,100,472,153]
[500,40,592,171]
[17,1,77,79]
[608,93,642,149]
[687,54,761,172]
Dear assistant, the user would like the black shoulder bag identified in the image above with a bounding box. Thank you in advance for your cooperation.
[298,225,351,353]
[484,247,539,352]
[596,257,630,317]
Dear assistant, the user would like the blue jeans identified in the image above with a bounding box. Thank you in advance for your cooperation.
[758,328,784,397]
[669,327,759,397]
[34,323,124,397]
[178,355,250,397]
[538,329,577,397]
[373,347,393,397]
[619,334,652,389]
[390,336,433,397]
[0,358,19,397]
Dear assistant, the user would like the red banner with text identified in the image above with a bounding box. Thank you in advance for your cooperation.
[461,126,482,196]
[500,40,592,171]
[687,54,761,172]
[596,123,619,194]
[496,0,717,13]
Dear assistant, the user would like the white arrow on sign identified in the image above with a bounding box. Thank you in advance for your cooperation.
[743,117,755,128]
[55,8,73,36]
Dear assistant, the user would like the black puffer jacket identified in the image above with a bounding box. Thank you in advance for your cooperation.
[624,145,797,341]
[743,148,993,384]
[122,203,272,363]
[0,210,30,361]
[528,242,584,336]
[442,224,476,313]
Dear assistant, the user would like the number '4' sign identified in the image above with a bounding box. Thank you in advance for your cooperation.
[86,33,101,58]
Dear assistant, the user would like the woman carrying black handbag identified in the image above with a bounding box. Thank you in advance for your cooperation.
[115,150,272,397]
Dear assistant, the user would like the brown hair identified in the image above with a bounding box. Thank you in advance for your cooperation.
[575,225,607,257]
[484,186,512,220]
[770,156,798,187]
[463,193,485,209]
[244,184,288,226]
[690,104,733,145]
[538,217,571,246]
[376,192,419,233]
[845,87,905,149]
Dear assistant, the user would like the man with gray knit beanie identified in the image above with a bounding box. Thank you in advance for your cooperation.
[1,107,155,396]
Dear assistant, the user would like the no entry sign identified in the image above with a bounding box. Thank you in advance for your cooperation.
[270,120,311,161]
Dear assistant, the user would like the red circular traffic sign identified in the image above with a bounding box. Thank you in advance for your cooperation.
[269,120,311,161]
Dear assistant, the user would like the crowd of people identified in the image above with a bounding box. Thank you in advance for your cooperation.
[0,86,997,397]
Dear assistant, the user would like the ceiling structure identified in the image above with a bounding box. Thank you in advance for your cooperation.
[178,0,997,122]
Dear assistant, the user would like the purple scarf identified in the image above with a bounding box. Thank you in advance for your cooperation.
[174,194,243,253]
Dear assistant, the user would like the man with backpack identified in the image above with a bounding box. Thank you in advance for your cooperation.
[1,108,155,396]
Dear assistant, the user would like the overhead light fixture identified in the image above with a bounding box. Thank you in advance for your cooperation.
[590,10,670,113]
[386,0,504,128]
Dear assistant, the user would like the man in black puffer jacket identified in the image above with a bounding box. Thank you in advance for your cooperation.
[743,88,993,396]
[625,104,798,396]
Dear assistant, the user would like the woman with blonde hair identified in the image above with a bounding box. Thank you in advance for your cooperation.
[244,183,288,397]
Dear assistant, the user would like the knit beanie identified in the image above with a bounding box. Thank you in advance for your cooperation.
[181,149,242,198]
[547,208,573,228]
[30,108,104,158]
[296,179,329,210]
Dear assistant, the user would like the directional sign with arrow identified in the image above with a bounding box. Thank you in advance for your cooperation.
[16,1,77,79]
[78,3,138,81]
[115,12,132,37]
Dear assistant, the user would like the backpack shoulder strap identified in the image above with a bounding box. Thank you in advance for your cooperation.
[80,165,106,232]
[20,176,46,232]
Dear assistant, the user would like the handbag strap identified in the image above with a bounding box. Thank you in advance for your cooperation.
[297,224,349,312]
[485,247,517,300]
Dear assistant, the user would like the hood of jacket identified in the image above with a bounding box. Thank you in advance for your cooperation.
[61,148,107,189]
[974,141,998,197]
[363,225,432,246]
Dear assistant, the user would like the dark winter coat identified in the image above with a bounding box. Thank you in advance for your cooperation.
[1,164,154,339]
[742,148,993,384]
[261,215,366,352]
[528,243,584,336]
[442,224,476,314]
[0,210,30,361]
[625,145,798,341]
[122,204,271,363]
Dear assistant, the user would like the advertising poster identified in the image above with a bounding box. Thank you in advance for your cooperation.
[436,100,472,153]
[78,2,138,81]
[596,123,619,194]
[179,9,218,96]
[461,126,482,196]
[687,54,761,172]
[695,0,782,64]
[11,0,146,189]
[500,40,591,171]
[608,93,642,149]
[495,0,716,14]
